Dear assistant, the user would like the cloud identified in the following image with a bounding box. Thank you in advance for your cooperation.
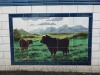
[21,17,50,21]
[47,17,63,21]
[39,22,56,25]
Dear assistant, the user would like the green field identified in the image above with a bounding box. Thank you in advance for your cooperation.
[14,33,88,62]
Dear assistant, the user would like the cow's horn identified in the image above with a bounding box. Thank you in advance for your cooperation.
[43,35,46,36]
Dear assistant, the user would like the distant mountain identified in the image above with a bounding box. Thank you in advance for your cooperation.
[58,25,73,33]
[18,29,30,35]
[72,25,85,29]
[29,25,88,34]
[58,25,88,33]
[44,27,57,33]
[71,25,88,32]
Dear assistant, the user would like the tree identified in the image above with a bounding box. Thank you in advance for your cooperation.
[13,29,21,41]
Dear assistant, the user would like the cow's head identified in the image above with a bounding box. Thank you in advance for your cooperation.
[40,35,46,44]
[41,35,51,44]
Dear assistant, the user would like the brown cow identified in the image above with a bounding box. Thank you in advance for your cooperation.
[41,35,69,55]
[19,39,33,51]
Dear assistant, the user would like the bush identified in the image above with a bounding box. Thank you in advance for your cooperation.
[23,35,35,38]
[72,32,88,38]
[13,29,21,41]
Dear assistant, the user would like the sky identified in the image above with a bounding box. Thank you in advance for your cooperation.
[13,17,89,32]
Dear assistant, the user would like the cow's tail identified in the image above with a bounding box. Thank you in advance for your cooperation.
[68,48,69,53]
[67,38,69,53]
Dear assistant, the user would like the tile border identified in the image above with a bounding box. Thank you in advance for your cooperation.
[0,0,100,6]
[9,13,93,65]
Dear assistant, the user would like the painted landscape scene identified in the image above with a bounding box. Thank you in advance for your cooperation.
[13,17,89,62]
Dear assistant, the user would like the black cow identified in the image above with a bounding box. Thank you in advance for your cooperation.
[41,35,69,55]
[19,39,33,51]
[27,40,33,44]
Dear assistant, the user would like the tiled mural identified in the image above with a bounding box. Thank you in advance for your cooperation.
[9,13,92,65]
[0,0,100,72]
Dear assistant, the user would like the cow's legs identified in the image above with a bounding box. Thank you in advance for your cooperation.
[65,48,69,56]
[20,47,22,52]
[63,51,65,55]
[20,47,24,52]
[66,48,69,55]
[54,50,56,56]
[50,51,53,55]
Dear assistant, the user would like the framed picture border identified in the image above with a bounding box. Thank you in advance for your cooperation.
[0,0,100,6]
[9,13,93,65]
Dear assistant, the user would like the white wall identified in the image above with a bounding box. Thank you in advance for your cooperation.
[0,5,100,72]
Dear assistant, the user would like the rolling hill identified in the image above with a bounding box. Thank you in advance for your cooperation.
[18,29,30,35]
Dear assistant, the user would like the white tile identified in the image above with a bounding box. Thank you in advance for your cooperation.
[26,66,77,72]
[0,59,5,65]
[0,22,2,30]
[93,21,100,28]
[0,59,11,66]
[63,5,77,13]
[2,37,10,44]
[17,6,31,13]
[4,52,11,59]
[5,59,11,65]
[0,22,1,29]
[0,44,10,51]
[2,22,9,29]
[19,66,34,71]
[6,66,20,71]
[76,66,91,72]
[2,6,16,14]
[32,6,46,13]
[93,29,100,34]
[92,51,100,59]
[92,37,100,44]
[91,66,100,72]
[92,29,100,36]
[92,33,100,37]
[93,13,100,20]
[0,14,8,21]
[0,37,2,44]
[92,44,100,51]
[98,59,100,65]
[0,52,3,59]
[47,5,62,13]
[0,66,5,70]
[92,59,99,65]
[94,5,100,13]
[0,30,9,36]
[0,7,2,14]
[78,5,93,13]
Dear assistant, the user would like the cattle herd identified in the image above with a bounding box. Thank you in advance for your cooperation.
[19,35,69,56]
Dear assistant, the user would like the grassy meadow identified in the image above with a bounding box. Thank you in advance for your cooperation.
[14,33,88,62]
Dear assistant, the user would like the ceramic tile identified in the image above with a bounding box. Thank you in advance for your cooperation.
[32,6,46,13]
[17,6,31,13]
[0,52,3,59]
[94,5,100,13]
[63,5,77,13]
[92,44,100,51]
[47,5,62,13]
[2,6,16,14]
[78,5,93,13]
[4,52,11,59]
